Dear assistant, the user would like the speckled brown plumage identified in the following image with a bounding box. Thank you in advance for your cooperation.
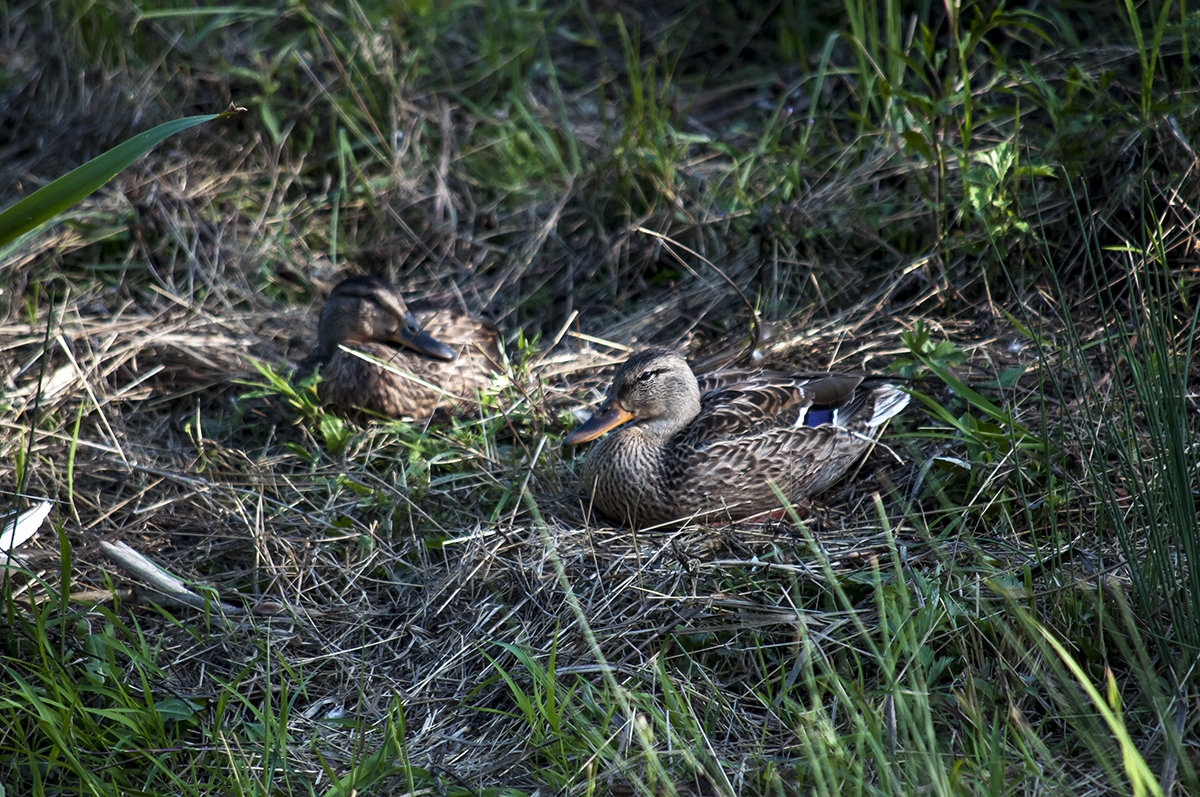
[296,276,502,418]
[564,348,909,527]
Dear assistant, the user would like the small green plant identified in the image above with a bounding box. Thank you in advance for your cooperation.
[899,321,1039,456]
[320,701,426,797]
[238,361,352,455]
[893,321,967,379]
[897,320,1058,539]
[961,138,1055,248]
[475,638,585,789]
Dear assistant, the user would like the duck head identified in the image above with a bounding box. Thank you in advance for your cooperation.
[316,276,456,362]
[564,348,701,445]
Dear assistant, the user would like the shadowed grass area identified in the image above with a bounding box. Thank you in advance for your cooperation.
[1,0,1198,794]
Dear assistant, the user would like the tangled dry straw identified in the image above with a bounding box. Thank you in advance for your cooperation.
[7,4,1198,789]
[7,104,1180,789]
[0,190,1064,788]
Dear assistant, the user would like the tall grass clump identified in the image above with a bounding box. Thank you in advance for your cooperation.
[1058,183,1200,681]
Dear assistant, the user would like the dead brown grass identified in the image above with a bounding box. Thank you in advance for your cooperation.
[0,205,1057,792]
[3,1,1199,793]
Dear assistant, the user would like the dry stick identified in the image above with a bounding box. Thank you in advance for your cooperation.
[55,334,131,469]
[100,540,245,617]
[635,226,761,368]
[505,434,548,530]
[530,309,579,369]
[339,344,468,403]
[435,100,458,230]
[566,330,630,352]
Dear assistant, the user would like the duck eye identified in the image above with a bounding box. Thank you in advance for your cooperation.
[635,367,669,385]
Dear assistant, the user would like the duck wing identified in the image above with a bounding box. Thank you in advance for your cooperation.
[668,374,907,512]
[681,372,868,447]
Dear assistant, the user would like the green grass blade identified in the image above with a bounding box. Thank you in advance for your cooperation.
[0,110,241,246]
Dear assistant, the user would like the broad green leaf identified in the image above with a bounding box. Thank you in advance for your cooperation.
[0,110,241,246]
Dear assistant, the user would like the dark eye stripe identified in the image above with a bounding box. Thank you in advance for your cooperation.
[637,367,670,382]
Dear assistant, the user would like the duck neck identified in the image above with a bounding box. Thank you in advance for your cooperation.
[320,333,363,363]
[636,414,689,441]
[636,389,701,443]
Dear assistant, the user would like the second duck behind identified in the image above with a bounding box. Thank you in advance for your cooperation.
[298,275,502,418]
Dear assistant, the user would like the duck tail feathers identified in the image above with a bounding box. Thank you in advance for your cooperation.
[866,384,909,427]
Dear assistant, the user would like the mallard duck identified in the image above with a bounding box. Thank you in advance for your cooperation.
[297,275,502,418]
[564,348,909,527]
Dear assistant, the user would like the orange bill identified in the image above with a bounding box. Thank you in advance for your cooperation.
[563,402,634,445]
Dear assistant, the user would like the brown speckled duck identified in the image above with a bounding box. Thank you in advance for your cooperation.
[297,275,502,418]
[564,348,909,527]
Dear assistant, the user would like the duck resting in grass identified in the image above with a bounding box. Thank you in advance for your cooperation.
[563,348,909,527]
[297,275,502,418]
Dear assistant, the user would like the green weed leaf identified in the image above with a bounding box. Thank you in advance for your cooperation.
[0,110,242,246]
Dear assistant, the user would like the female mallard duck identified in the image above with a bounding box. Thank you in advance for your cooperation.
[564,348,909,527]
[297,275,502,418]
